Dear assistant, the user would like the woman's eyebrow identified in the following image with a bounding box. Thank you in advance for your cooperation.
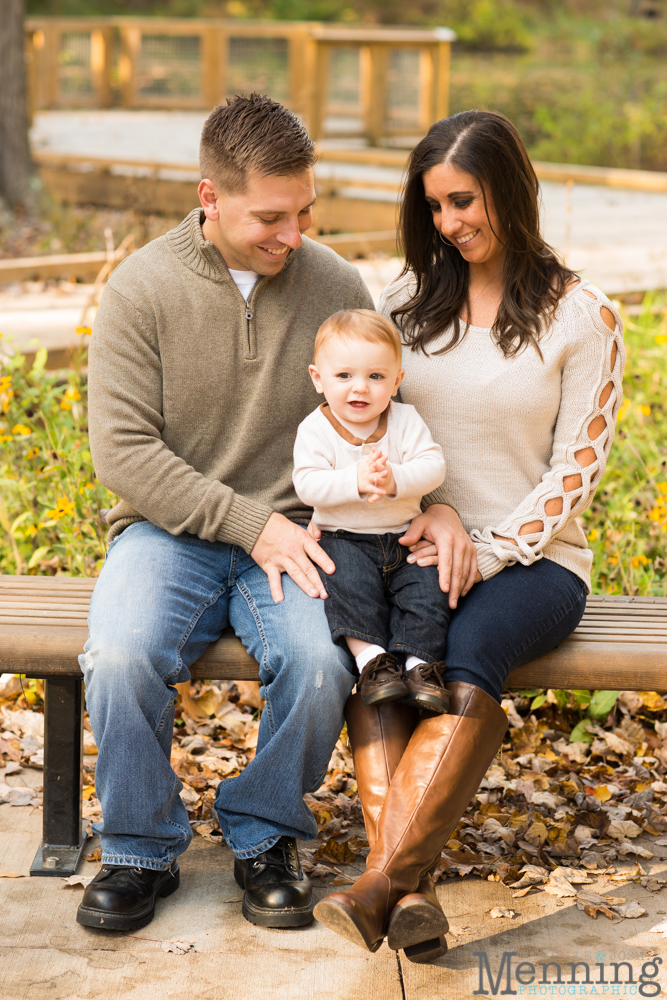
[447,190,474,197]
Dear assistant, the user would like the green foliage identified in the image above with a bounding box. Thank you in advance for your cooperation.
[0,339,115,577]
[442,0,532,51]
[584,293,667,595]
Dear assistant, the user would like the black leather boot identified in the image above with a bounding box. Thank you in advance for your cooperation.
[234,836,313,928]
[76,862,180,930]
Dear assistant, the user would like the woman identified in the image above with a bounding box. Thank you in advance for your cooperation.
[313,110,624,962]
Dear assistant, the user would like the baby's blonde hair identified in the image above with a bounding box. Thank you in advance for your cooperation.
[313,309,402,364]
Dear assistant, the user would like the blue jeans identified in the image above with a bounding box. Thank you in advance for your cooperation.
[443,558,588,702]
[317,530,450,662]
[79,521,356,871]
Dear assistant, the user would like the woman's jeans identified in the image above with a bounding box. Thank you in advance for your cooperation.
[79,521,356,871]
[317,529,450,662]
[443,557,588,702]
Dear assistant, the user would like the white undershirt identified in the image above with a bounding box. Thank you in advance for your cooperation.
[228,268,259,302]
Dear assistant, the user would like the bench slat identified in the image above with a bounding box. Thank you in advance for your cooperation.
[2,576,667,690]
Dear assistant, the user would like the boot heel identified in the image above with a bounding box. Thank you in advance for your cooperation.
[160,869,180,897]
[403,935,448,963]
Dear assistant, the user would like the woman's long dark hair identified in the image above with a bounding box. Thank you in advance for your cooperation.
[392,110,577,357]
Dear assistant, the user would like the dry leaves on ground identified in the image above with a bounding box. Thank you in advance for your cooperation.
[6,679,667,914]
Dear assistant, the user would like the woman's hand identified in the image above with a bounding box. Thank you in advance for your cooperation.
[399,504,479,608]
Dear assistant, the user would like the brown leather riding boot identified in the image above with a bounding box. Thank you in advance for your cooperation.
[344,693,448,963]
[314,683,508,954]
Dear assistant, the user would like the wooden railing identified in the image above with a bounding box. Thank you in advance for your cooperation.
[25,17,455,146]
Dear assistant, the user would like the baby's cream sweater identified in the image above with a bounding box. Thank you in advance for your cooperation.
[293,400,446,533]
[379,278,625,589]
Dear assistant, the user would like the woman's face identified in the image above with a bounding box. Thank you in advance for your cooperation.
[422,161,506,268]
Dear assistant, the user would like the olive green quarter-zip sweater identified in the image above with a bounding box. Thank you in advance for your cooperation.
[88,208,374,552]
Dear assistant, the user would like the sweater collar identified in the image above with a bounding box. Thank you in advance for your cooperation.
[166,208,298,283]
[320,401,390,445]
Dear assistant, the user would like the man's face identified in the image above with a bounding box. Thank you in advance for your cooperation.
[198,169,316,275]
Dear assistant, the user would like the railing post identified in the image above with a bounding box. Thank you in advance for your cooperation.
[202,24,226,109]
[31,676,86,877]
[361,43,389,147]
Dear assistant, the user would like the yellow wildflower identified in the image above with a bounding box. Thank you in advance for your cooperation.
[616,398,631,422]
[65,386,81,401]
[656,334,667,344]
[0,376,12,392]
[0,434,13,443]
[607,555,619,566]
[631,555,648,568]
[638,404,651,416]
[587,528,598,542]
[25,525,38,537]
[12,424,31,436]
[658,483,667,495]
[44,496,76,521]
[75,326,92,336]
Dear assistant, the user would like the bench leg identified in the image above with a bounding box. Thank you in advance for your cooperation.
[30,676,87,877]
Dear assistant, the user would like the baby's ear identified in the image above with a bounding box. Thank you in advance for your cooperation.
[308,364,324,393]
[393,368,406,395]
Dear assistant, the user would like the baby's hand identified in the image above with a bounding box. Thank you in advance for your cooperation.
[358,448,390,504]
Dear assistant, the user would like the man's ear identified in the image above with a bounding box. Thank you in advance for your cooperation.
[308,364,324,393]
[198,178,220,221]
[392,368,405,396]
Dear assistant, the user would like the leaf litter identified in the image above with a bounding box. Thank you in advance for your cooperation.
[5,678,667,921]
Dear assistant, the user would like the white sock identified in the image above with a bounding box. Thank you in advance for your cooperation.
[355,644,386,673]
[405,655,427,673]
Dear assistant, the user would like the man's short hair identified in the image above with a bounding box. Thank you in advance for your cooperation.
[314,309,402,364]
[200,93,317,193]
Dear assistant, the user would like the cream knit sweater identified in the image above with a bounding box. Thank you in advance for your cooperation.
[379,277,625,589]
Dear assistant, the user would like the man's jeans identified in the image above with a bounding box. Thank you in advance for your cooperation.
[317,530,450,662]
[79,521,356,871]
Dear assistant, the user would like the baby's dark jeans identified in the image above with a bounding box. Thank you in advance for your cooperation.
[317,529,450,663]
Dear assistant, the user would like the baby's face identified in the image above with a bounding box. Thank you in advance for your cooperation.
[309,337,404,427]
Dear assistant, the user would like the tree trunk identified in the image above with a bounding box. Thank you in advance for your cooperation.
[0,0,33,208]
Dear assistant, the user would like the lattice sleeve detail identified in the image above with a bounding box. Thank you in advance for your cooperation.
[471,287,625,581]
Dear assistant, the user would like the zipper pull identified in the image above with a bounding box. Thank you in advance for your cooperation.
[245,308,253,321]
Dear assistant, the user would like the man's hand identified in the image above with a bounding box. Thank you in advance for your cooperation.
[251,512,335,604]
[357,447,394,504]
[399,504,478,609]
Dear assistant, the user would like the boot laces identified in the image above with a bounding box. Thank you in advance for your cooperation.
[365,653,401,683]
[416,661,446,685]
[251,837,300,880]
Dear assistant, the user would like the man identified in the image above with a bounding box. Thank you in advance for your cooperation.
[76,94,374,932]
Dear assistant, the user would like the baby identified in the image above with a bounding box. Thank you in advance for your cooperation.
[293,309,451,715]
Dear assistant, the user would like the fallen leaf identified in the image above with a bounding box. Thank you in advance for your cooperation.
[160,940,196,954]
[649,920,667,937]
[617,841,654,859]
[447,924,471,937]
[513,886,539,897]
[612,900,647,919]
[544,875,578,897]
[0,872,25,878]
[488,907,518,919]
[639,691,667,712]
[60,874,93,889]
[84,846,102,863]
[607,820,642,840]
[551,866,594,884]
[524,821,548,847]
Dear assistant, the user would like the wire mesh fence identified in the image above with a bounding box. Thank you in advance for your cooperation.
[385,48,421,130]
[226,36,289,102]
[58,32,93,97]
[137,34,201,99]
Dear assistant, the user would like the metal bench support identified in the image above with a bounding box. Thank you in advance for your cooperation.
[30,676,87,877]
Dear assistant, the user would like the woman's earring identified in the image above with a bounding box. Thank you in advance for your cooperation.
[438,232,455,247]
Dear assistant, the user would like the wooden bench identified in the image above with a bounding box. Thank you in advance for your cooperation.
[2,573,667,877]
